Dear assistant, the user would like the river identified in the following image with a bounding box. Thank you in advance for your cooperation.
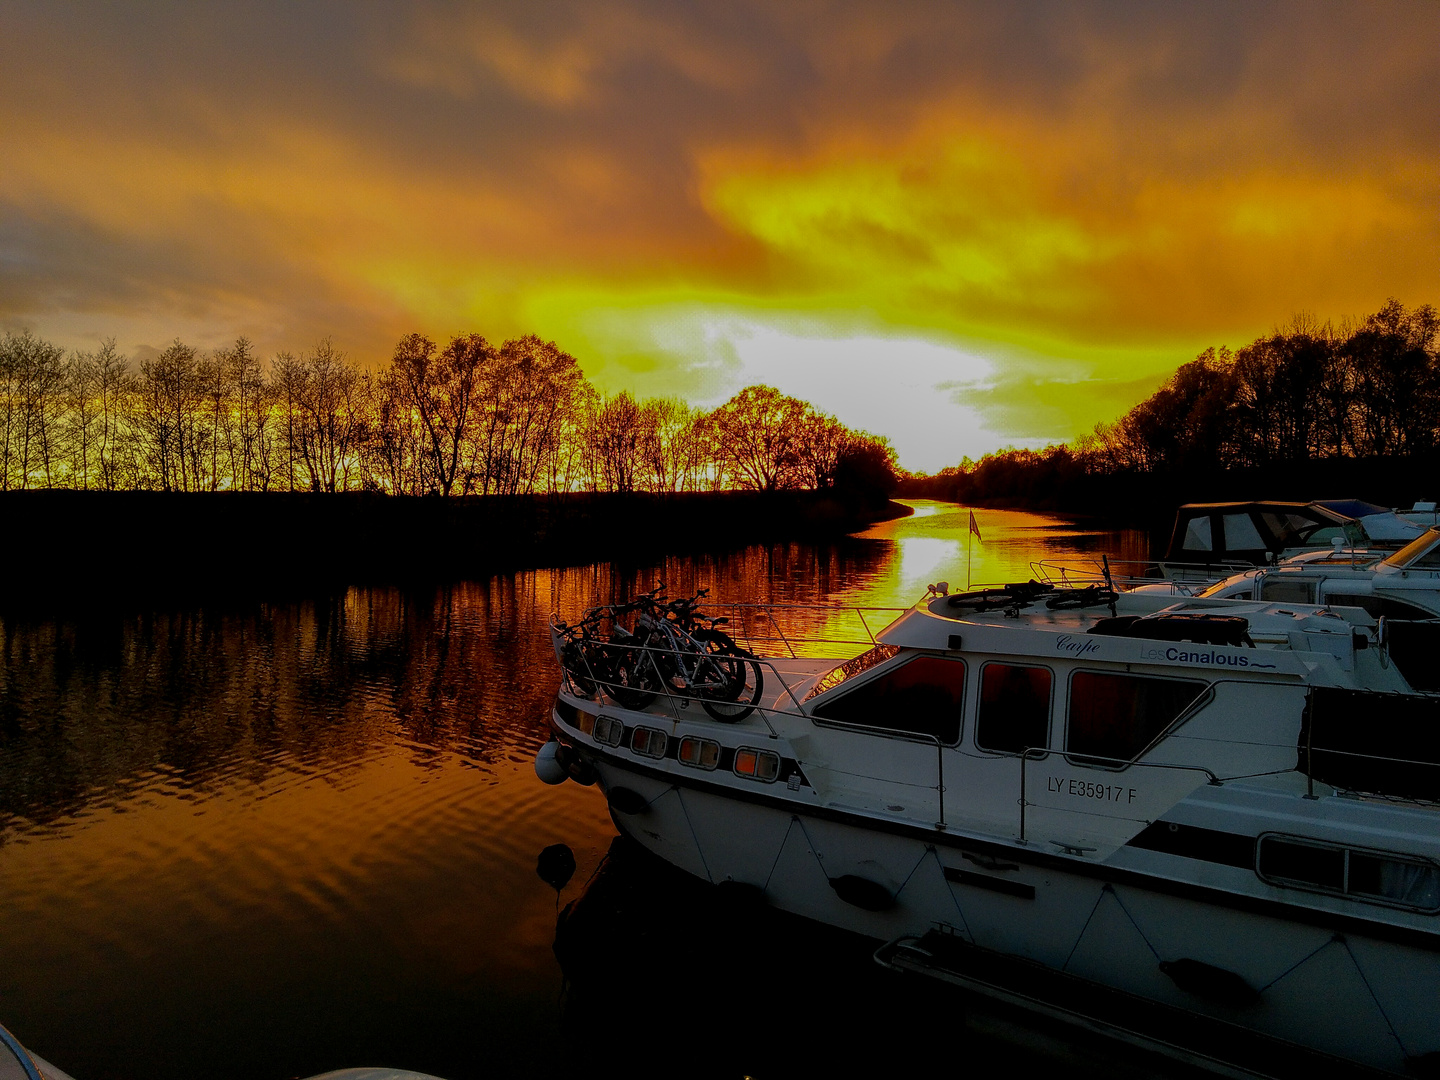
[0,502,1151,1080]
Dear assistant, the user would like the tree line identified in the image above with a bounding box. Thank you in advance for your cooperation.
[0,330,897,497]
[910,299,1439,505]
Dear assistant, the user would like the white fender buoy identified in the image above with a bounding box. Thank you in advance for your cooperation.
[534,740,568,785]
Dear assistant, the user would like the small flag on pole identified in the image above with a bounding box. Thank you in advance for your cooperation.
[969,511,982,542]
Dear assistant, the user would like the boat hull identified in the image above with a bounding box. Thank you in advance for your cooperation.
[588,749,1440,1076]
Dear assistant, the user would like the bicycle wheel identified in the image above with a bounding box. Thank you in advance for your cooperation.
[605,647,659,710]
[687,628,745,697]
[701,647,764,723]
[561,641,598,697]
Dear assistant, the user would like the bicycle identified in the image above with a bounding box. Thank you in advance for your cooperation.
[634,587,765,722]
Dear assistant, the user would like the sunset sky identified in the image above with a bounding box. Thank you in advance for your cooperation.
[2,1,1437,471]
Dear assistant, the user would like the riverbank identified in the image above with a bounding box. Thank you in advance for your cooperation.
[1,489,911,600]
[901,454,1440,540]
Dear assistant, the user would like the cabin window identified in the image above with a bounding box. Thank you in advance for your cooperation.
[1260,578,1316,604]
[593,715,625,747]
[733,747,780,782]
[1181,517,1213,552]
[1066,672,1207,766]
[1259,512,1313,546]
[630,726,667,759]
[1258,836,1440,911]
[1221,513,1265,551]
[811,655,966,745]
[977,664,1052,755]
[677,736,720,770]
[804,644,901,701]
[1325,592,1435,621]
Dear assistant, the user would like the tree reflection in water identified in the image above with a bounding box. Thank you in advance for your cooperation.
[0,513,1145,1079]
[0,539,890,838]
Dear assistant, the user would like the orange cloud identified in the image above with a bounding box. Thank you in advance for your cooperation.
[1,1,1436,465]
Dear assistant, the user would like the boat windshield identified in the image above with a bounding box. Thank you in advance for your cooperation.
[1199,572,1257,598]
[802,644,900,702]
[1380,528,1440,570]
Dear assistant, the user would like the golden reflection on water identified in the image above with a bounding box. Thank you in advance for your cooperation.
[686,501,1150,658]
[0,503,1146,1079]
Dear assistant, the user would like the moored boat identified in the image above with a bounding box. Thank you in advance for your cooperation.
[1133,527,1440,645]
[1156,500,1426,581]
[540,583,1440,1075]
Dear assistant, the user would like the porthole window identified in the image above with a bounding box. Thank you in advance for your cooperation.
[733,747,780,782]
[592,715,624,747]
[678,736,720,771]
[977,663,1052,755]
[576,709,597,735]
[630,726,667,759]
[1257,835,1440,912]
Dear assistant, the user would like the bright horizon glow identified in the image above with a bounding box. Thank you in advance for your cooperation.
[689,321,1007,473]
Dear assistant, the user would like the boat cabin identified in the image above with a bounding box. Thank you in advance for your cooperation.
[1160,500,1424,577]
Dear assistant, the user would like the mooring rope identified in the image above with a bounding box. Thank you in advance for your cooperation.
[762,816,800,892]
[672,786,713,884]
[929,845,976,943]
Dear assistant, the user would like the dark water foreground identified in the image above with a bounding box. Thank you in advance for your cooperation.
[0,505,1149,1079]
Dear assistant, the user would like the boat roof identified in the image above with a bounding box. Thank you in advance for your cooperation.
[1174,500,1347,520]
[861,587,1388,686]
[1174,498,1387,520]
[1314,498,1391,519]
[1163,500,1423,564]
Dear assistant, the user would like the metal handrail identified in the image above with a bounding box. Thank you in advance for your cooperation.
[548,614,1440,841]
[559,601,909,658]
[1029,557,1253,591]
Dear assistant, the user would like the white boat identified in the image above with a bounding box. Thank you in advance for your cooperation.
[540,580,1440,1076]
[1131,527,1440,634]
[1153,500,1426,582]
[0,1022,446,1080]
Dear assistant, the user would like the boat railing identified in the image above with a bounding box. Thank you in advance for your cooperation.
[548,630,1322,840]
[556,602,912,660]
[708,601,911,657]
[1029,557,1254,591]
[550,618,1440,838]
[552,629,826,738]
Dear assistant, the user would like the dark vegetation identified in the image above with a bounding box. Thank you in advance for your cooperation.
[0,328,905,593]
[903,300,1440,531]
[1,489,909,602]
[0,331,896,498]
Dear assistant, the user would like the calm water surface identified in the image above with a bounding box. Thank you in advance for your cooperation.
[0,503,1151,1080]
